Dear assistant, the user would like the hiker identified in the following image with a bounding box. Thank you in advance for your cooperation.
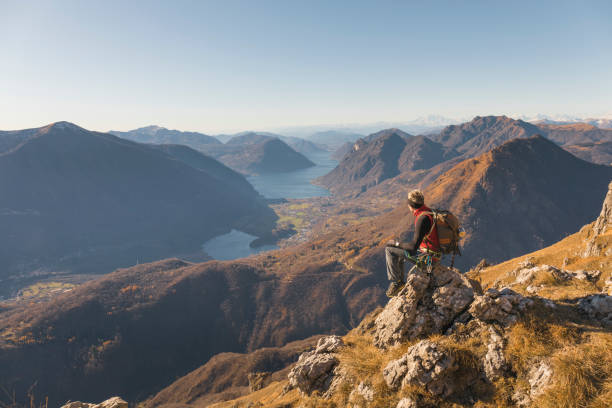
[384,189,441,297]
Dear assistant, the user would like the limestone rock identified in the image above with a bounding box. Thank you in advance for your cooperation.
[512,361,554,407]
[515,264,571,285]
[372,265,475,348]
[584,181,612,257]
[518,257,536,269]
[287,335,344,395]
[528,361,554,399]
[604,276,612,296]
[571,269,601,281]
[61,397,127,408]
[469,288,532,326]
[483,328,507,381]
[315,335,344,353]
[590,180,612,237]
[578,294,612,325]
[383,340,458,397]
[396,397,418,408]
[349,381,374,404]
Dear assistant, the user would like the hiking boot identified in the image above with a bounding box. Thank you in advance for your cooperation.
[386,281,404,298]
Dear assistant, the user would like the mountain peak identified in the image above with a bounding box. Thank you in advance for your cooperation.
[435,116,540,156]
[46,121,85,132]
[364,128,412,142]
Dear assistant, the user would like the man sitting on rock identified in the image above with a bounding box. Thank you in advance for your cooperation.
[385,189,441,297]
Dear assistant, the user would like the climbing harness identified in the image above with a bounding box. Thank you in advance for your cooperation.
[404,250,441,274]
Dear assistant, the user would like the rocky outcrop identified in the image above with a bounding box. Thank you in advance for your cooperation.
[469,288,533,326]
[591,181,612,236]
[578,294,612,325]
[372,265,475,348]
[584,181,612,257]
[483,327,507,381]
[514,263,601,286]
[383,340,458,397]
[287,336,344,395]
[61,397,127,408]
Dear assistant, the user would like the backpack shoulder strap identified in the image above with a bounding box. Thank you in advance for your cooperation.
[419,211,436,244]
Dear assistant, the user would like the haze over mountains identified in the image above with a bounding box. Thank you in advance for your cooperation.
[0,122,275,283]
[111,127,318,175]
[319,129,459,194]
[320,115,612,195]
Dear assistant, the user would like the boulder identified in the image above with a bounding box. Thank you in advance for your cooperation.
[372,265,475,348]
[287,336,344,395]
[315,335,344,353]
[383,340,458,397]
[61,397,127,408]
[469,288,532,326]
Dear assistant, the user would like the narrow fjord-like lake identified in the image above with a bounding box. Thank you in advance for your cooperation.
[202,151,337,260]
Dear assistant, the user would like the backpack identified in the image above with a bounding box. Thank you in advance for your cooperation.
[424,209,462,256]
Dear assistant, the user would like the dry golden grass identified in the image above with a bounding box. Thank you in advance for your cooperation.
[207,381,299,408]
[533,333,612,408]
[468,224,612,301]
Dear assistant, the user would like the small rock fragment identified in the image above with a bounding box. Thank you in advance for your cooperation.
[396,397,418,408]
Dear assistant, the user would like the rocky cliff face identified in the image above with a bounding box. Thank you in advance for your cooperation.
[584,180,612,257]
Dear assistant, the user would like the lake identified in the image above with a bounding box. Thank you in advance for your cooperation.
[202,229,278,260]
[202,150,338,260]
[246,150,337,199]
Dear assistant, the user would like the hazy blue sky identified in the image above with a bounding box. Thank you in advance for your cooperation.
[1,0,611,133]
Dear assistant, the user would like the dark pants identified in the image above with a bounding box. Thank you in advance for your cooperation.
[385,246,406,282]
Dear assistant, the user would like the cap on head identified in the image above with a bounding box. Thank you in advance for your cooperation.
[407,189,425,208]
